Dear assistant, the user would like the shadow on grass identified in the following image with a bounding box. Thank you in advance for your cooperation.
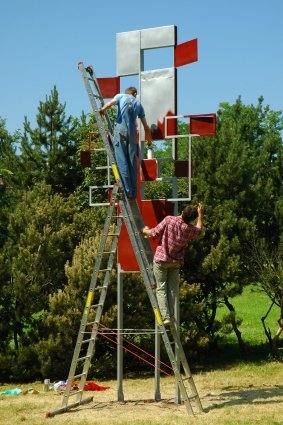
[193,342,282,373]
[70,398,185,414]
[204,385,283,412]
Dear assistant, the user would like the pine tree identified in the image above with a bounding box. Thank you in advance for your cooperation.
[182,97,283,347]
[19,87,83,194]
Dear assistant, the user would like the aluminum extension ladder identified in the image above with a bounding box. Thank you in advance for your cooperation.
[46,62,203,418]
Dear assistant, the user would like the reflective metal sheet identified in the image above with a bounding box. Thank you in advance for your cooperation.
[116,30,140,76]
[140,68,176,140]
[141,25,176,50]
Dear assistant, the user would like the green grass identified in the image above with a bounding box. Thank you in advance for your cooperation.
[0,362,282,425]
[216,284,281,345]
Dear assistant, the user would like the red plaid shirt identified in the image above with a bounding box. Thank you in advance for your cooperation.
[149,215,201,263]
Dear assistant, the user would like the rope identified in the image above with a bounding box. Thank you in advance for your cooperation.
[98,321,173,375]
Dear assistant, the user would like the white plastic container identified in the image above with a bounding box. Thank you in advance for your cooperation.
[147,147,153,159]
[43,379,50,392]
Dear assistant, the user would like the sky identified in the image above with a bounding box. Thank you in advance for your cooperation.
[0,0,282,134]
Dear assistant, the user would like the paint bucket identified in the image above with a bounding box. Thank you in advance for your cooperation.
[147,148,153,159]
[43,379,50,392]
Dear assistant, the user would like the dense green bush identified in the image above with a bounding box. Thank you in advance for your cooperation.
[0,90,282,381]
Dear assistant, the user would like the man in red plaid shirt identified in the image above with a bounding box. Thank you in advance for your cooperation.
[142,203,204,325]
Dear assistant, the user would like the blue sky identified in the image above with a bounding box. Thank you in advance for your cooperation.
[1,0,282,134]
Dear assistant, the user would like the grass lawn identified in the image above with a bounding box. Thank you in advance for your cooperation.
[216,284,281,345]
[1,285,281,424]
[0,361,282,425]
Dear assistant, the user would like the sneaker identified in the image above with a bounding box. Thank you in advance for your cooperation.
[163,318,171,326]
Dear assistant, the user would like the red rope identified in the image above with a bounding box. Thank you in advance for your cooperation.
[98,321,173,375]
[97,330,172,376]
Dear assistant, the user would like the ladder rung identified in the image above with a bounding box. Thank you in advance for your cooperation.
[94,285,108,290]
[88,89,102,100]
[108,233,120,236]
[98,268,111,272]
[77,355,91,362]
[182,376,193,382]
[102,251,116,254]
[82,338,95,344]
[73,372,86,379]
[95,166,111,170]
[91,303,103,308]
[187,393,199,400]
[68,389,84,397]
[90,185,114,189]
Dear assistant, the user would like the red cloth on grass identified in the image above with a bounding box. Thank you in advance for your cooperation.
[83,381,110,391]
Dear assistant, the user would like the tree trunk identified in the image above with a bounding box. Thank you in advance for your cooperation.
[261,301,274,349]
[224,295,247,352]
[273,285,283,343]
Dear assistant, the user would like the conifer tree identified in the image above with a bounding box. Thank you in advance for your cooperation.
[19,87,83,194]
[182,97,283,347]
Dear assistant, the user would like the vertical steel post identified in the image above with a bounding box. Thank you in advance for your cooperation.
[117,264,124,401]
[172,136,178,161]
[172,176,178,215]
[174,283,181,404]
[188,135,192,201]
[154,320,161,401]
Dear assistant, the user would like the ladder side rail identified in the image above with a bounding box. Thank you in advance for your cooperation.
[76,218,123,398]
[170,325,203,412]
[87,187,120,293]
[78,62,201,415]
[78,64,115,161]
[61,193,119,407]
[79,64,134,211]
[89,72,114,135]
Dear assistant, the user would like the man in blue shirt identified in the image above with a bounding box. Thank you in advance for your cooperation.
[99,87,152,198]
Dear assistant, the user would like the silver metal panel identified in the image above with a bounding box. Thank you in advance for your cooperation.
[140,68,176,139]
[141,25,176,49]
[116,30,140,76]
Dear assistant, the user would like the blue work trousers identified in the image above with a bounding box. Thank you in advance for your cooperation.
[113,122,138,198]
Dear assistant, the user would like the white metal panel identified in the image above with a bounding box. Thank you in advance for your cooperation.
[140,68,176,139]
[141,25,176,50]
[116,30,140,76]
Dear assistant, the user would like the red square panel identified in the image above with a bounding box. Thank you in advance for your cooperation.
[97,77,120,99]
[174,39,198,68]
[189,114,216,136]
[174,160,189,177]
[80,151,91,167]
[141,159,158,181]
[164,113,178,138]
[117,222,137,271]
[151,111,177,140]
[118,200,174,272]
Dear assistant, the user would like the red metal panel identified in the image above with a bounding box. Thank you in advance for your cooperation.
[151,110,177,140]
[141,159,158,181]
[164,113,178,138]
[118,222,138,271]
[118,200,174,272]
[189,113,216,136]
[174,38,198,68]
[174,160,189,177]
[97,77,120,99]
[80,151,91,168]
